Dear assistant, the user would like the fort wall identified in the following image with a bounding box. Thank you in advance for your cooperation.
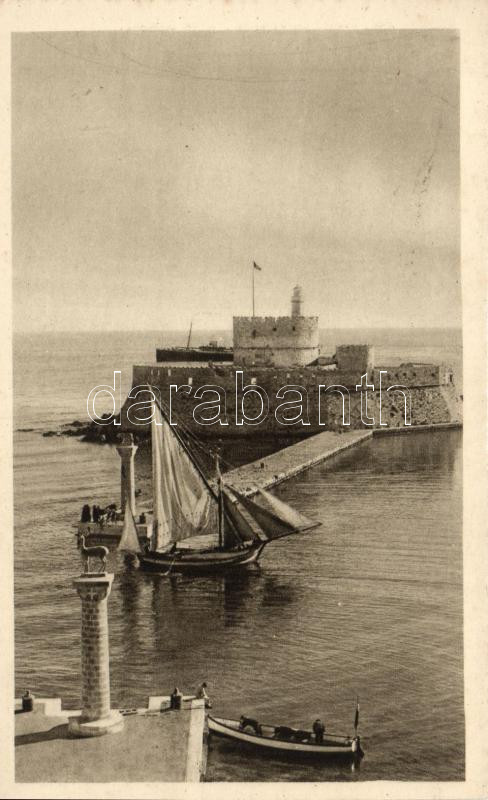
[124,362,462,436]
[335,344,374,372]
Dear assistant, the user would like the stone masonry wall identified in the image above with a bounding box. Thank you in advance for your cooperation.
[372,364,453,387]
[123,363,462,436]
[79,585,111,722]
[335,344,374,372]
[233,316,319,367]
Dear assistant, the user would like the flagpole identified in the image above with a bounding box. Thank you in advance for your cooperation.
[252,262,255,317]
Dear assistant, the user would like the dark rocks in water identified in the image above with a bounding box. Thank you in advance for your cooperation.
[80,413,121,444]
[42,412,150,446]
[17,428,35,433]
[64,427,86,437]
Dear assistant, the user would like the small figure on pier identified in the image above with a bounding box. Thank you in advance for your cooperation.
[170,687,183,710]
[92,504,100,523]
[196,681,212,708]
[80,504,91,523]
[21,689,34,712]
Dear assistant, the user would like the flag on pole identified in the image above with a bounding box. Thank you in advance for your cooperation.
[253,261,262,271]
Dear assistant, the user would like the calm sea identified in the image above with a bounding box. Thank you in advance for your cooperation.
[13,328,463,782]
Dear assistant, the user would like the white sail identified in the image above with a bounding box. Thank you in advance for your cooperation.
[151,404,171,550]
[257,489,319,532]
[222,488,259,543]
[151,401,219,551]
[226,486,319,542]
[118,500,141,553]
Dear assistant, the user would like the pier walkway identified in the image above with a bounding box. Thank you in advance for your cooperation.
[225,429,373,496]
[15,696,206,783]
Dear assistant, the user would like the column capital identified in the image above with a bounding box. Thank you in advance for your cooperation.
[116,443,138,458]
[72,573,114,601]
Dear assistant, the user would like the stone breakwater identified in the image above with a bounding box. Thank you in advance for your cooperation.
[226,429,374,495]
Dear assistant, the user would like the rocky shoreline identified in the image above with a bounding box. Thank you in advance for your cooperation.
[35,415,148,446]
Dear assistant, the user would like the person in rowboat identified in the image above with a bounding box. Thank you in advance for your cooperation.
[312,718,325,744]
[239,716,262,736]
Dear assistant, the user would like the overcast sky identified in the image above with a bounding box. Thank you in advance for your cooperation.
[12,30,460,332]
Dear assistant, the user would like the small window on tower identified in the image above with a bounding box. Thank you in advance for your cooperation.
[252,329,257,338]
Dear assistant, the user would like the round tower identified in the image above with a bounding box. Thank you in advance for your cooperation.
[291,285,303,317]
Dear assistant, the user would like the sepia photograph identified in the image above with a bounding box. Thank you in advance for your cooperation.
[3,7,486,796]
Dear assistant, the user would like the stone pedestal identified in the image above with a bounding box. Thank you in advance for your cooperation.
[68,574,123,737]
[116,440,138,515]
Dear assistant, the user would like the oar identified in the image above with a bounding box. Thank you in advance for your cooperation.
[353,697,365,758]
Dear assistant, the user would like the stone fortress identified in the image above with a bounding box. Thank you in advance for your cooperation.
[121,286,462,437]
[233,286,320,367]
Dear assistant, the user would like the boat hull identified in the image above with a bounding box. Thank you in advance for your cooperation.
[156,346,233,363]
[137,542,265,573]
[208,716,360,760]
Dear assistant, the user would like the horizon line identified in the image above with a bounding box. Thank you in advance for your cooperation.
[13,324,463,335]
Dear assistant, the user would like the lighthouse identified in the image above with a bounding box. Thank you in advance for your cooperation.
[291,285,303,317]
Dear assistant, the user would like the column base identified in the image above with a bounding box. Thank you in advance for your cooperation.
[68,709,124,738]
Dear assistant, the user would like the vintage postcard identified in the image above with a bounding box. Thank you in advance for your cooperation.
[1,1,486,799]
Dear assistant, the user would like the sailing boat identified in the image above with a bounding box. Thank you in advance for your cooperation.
[132,397,319,574]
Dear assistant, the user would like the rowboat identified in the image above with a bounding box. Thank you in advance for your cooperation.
[208,715,363,760]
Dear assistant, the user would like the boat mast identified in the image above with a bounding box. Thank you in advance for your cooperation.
[150,399,163,549]
[186,320,193,349]
[216,453,225,548]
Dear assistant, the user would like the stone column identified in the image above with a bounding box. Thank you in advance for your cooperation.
[116,435,138,515]
[68,574,124,737]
